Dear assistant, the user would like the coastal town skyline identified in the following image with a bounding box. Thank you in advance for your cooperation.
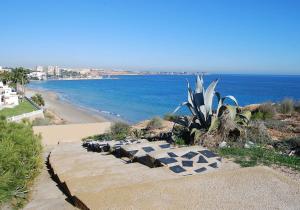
[1,0,300,74]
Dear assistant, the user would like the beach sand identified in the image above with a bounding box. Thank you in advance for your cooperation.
[26,88,110,124]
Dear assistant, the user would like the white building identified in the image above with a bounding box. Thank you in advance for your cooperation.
[54,66,60,76]
[0,81,19,108]
[47,66,55,75]
[28,71,47,80]
[47,65,60,76]
[35,66,44,72]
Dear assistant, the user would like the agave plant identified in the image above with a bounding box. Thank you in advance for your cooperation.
[173,75,249,131]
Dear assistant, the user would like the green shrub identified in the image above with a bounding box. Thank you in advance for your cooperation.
[172,125,191,145]
[0,119,42,208]
[131,129,145,139]
[110,122,130,140]
[174,136,186,146]
[163,113,179,122]
[278,98,294,114]
[31,94,45,107]
[146,117,163,130]
[82,133,113,142]
[243,121,271,145]
[251,102,276,120]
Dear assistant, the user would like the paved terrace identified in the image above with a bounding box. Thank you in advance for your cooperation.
[49,142,300,210]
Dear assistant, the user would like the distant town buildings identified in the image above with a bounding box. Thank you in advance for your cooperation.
[28,71,47,80]
[35,66,44,72]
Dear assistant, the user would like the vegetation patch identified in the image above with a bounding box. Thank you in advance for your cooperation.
[83,122,131,141]
[278,98,294,114]
[31,94,45,107]
[0,119,42,208]
[0,100,37,118]
[146,117,163,130]
[218,147,300,170]
[251,102,276,120]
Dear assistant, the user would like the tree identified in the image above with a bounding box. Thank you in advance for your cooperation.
[10,67,30,97]
[0,71,12,84]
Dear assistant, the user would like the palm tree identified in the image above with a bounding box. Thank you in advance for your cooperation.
[0,71,12,84]
[10,67,30,98]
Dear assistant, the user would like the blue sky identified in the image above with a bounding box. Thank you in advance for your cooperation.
[0,0,299,74]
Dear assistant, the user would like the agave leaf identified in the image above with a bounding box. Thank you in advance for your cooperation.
[187,80,194,107]
[223,95,239,107]
[174,116,191,127]
[215,91,223,116]
[173,102,197,116]
[224,105,237,120]
[195,75,204,93]
[204,79,218,116]
[237,110,252,125]
[208,115,219,132]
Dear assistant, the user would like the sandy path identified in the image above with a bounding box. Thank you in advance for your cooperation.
[33,122,112,146]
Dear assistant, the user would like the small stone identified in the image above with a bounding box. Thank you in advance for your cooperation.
[244,141,255,149]
[219,141,227,148]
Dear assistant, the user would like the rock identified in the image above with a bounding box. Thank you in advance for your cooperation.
[244,141,255,149]
[219,141,227,148]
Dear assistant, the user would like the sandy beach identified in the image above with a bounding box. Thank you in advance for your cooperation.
[26,88,111,124]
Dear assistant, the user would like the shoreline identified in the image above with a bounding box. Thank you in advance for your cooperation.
[26,88,118,124]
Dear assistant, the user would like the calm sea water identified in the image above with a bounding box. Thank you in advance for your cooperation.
[28,75,300,123]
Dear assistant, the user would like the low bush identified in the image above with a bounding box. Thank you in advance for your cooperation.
[278,98,294,114]
[272,137,300,156]
[146,117,163,130]
[251,102,276,120]
[0,119,42,208]
[82,133,113,142]
[174,136,186,146]
[243,121,272,145]
[110,122,130,140]
[172,125,191,145]
[31,94,45,107]
[163,113,179,122]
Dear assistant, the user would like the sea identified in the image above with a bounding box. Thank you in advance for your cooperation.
[28,74,300,123]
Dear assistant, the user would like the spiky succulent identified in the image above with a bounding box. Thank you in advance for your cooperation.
[174,75,250,131]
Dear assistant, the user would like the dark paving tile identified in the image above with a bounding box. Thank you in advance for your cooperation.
[169,165,186,173]
[181,151,198,159]
[167,152,178,158]
[208,162,218,168]
[142,146,155,153]
[158,157,178,165]
[199,150,217,158]
[182,160,193,167]
[197,155,208,163]
[159,143,171,149]
[128,150,139,156]
[194,167,207,173]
